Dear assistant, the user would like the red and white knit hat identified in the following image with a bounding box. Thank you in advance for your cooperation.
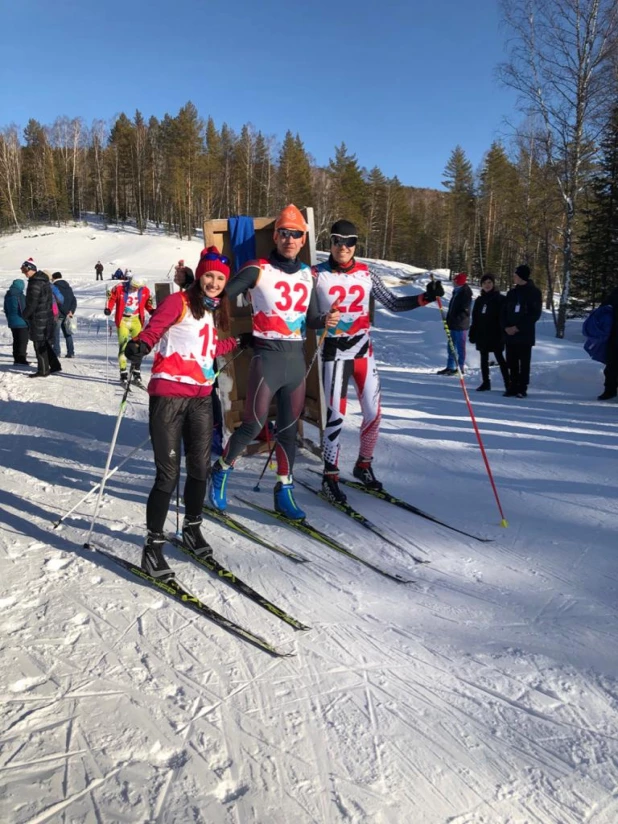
[195,246,231,281]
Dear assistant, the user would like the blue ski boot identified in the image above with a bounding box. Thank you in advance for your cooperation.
[274,479,306,521]
[208,459,232,511]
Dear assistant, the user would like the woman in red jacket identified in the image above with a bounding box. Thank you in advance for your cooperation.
[125,248,250,580]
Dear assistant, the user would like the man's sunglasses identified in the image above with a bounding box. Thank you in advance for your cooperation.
[201,251,230,265]
[277,228,305,240]
[331,234,358,248]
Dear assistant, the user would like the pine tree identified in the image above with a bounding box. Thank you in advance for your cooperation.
[576,105,618,307]
[441,146,475,275]
[277,131,312,211]
[328,143,366,249]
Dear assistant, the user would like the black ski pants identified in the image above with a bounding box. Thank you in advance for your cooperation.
[11,328,29,363]
[604,339,618,392]
[223,348,305,477]
[506,343,532,393]
[480,347,508,386]
[146,394,213,533]
[34,339,61,376]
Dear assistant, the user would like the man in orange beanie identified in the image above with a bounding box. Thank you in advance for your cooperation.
[209,204,340,520]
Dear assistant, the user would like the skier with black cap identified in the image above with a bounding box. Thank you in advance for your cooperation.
[312,219,444,504]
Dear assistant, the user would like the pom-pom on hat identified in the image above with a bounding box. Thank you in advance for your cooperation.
[274,204,307,233]
[515,264,531,281]
[454,272,467,286]
[195,246,231,281]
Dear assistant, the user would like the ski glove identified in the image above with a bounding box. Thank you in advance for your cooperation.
[125,339,151,364]
[424,280,445,302]
[103,308,111,316]
[235,333,254,350]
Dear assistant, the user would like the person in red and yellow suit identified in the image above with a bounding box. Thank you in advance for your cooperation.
[104,276,153,385]
[124,248,252,580]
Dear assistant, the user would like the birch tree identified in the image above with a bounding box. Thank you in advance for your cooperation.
[498,0,618,336]
[0,127,22,230]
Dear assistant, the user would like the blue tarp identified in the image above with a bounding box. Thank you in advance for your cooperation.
[228,216,257,273]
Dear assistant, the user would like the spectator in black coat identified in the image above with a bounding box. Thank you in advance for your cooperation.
[436,272,473,374]
[95,261,104,280]
[21,264,62,378]
[51,272,76,358]
[469,273,508,391]
[598,285,618,400]
[501,264,542,398]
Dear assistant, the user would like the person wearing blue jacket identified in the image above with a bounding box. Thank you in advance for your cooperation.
[3,278,30,365]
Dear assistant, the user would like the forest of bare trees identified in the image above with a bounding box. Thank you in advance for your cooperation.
[1,0,617,336]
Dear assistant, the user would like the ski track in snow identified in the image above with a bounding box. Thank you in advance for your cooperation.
[0,222,618,823]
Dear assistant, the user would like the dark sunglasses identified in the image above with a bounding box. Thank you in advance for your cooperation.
[277,228,304,240]
[201,251,230,265]
[331,235,357,248]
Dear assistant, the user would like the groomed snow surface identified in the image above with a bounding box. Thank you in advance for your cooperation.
[1,221,617,824]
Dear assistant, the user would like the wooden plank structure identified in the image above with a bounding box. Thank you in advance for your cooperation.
[203,208,324,453]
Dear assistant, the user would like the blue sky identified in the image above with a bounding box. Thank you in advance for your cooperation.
[0,0,520,190]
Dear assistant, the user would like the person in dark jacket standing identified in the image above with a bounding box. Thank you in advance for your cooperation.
[597,285,618,400]
[3,278,30,365]
[21,263,62,378]
[436,272,473,374]
[51,272,77,358]
[468,273,508,392]
[95,261,104,280]
[501,264,542,398]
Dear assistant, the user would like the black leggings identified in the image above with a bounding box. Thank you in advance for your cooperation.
[223,348,306,477]
[479,348,508,385]
[146,395,213,532]
[11,328,29,363]
[506,343,532,392]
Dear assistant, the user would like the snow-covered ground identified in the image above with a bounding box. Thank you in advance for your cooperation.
[1,222,617,824]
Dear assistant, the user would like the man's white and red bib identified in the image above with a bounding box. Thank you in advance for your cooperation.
[313,260,372,360]
[249,261,314,341]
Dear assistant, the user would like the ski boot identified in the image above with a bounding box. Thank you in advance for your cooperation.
[598,389,617,401]
[353,459,383,492]
[208,459,233,511]
[131,369,145,389]
[476,380,491,391]
[436,367,457,375]
[182,516,213,559]
[274,478,306,521]
[120,369,129,388]
[141,532,175,581]
[321,465,347,505]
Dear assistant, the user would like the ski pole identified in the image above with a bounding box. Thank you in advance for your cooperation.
[83,366,136,548]
[303,300,339,380]
[432,276,508,527]
[175,476,181,538]
[253,440,277,492]
[52,435,151,528]
[105,315,110,384]
[214,345,245,379]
